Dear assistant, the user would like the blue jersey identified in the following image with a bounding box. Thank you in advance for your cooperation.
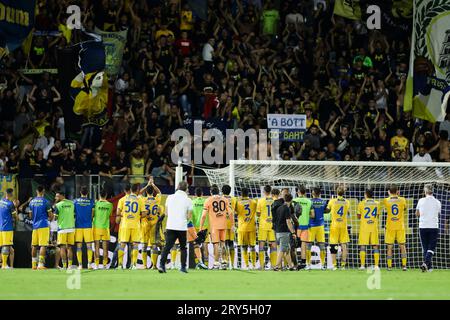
[310,198,327,227]
[74,197,95,228]
[29,197,51,229]
[0,198,15,231]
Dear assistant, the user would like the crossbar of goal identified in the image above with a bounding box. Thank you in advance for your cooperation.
[227,160,450,196]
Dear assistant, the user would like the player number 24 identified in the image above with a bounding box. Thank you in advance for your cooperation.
[364,207,377,219]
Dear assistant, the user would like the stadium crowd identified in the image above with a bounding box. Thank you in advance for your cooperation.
[1,0,450,198]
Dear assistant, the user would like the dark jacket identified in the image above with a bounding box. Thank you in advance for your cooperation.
[271,198,284,229]
[272,199,292,233]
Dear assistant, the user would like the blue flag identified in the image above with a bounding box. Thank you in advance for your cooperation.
[0,0,36,52]
[57,37,109,135]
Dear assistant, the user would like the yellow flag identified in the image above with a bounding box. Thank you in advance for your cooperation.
[0,175,19,200]
[333,0,361,20]
[404,0,450,122]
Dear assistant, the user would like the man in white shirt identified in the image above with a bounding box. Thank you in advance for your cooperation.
[34,126,55,159]
[158,181,192,273]
[202,38,215,72]
[415,184,441,272]
[412,146,432,163]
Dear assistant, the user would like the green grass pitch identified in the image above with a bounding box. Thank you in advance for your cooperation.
[0,269,449,300]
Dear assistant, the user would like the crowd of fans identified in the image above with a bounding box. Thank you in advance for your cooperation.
[1,0,450,199]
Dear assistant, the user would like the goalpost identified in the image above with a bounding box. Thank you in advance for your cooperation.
[202,160,450,269]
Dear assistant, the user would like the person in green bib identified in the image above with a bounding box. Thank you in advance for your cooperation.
[261,4,280,36]
[293,186,315,270]
[93,189,113,269]
[191,188,209,268]
[54,191,75,269]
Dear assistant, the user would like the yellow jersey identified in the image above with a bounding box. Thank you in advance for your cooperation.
[141,194,161,226]
[118,194,146,229]
[256,196,274,231]
[306,118,319,129]
[390,136,409,151]
[180,10,193,30]
[236,197,257,232]
[130,156,145,184]
[224,195,237,229]
[358,198,380,231]
[155,29,175,40]
[327,196,350,228]
[383,196,407,230]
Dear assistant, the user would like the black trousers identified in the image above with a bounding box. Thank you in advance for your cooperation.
[419,228,439,269]
[160,229,187,269]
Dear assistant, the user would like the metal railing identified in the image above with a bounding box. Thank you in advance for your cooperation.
[6,173,212,204]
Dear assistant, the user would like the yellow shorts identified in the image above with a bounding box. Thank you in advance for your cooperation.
[195,228,210,243]
[258,229,276,242]
[57,232,75,245]
[385,229,406,244]
[358,230,379,246]
[75,228,94,243]
[238,231,256,246]
[147,223,160,246]
[329,227,349,244]
[0,231,14,246]
[140,222,150,244]
[120,227,141,243]
[297,229,309,242]
[225,228,235,241]
[32,227,50,247]
[93,228,110,242]
[309,226,325,243]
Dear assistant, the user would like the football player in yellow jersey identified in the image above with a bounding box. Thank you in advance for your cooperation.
[357,189,380,270]
[139,177,161,269]
[256,185,277,270]
[222,185,237,268]
[327,187,350,270]
[383,185,408,271]
[116,184,130,251]
[129,147,147,186]
[236,188,257,270]
[116,184,148,269]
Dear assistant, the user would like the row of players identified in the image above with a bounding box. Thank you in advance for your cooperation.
[183,184,408,271]
[0,178,408,271]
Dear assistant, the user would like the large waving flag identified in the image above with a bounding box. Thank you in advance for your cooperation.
[0,0,36,52]
[404,0,450,122]
[94,28,128,77]
[0,0,36,56]
[57,35,109,135]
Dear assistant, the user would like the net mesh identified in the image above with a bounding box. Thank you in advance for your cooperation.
[202,161,450,269]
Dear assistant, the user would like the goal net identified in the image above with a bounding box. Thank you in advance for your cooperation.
[202,160,450,269]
